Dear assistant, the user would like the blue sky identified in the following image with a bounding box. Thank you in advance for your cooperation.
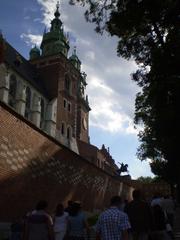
[0,0,154,178]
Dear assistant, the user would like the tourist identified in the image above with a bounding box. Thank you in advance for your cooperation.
[125,189,152,240]
[66,201,89,240]
[161,195,175,227]
[96,196,130,240]
[150,204,171,240]
[65,200,74,214]
[53,203,68,240]
[151,193,163,207]
[23,200,54,240]
[10,220,23,240]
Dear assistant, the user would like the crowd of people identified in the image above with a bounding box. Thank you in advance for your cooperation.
[96,191,176,240]
[9,190,176,240]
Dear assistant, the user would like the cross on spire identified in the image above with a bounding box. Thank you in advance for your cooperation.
[56,1,60,11]
[54,1,60,18]
[73,46,77,55]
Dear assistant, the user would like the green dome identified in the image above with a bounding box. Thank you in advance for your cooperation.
[69,47,81,71]
[29,45,40,60]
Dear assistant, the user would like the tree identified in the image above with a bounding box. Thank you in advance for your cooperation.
[69,0,180,186]
[136,176,162,183]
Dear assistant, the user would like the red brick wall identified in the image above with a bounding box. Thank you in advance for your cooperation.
[0,102,132,221]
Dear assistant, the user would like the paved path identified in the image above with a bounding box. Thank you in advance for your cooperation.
[174,207,180,239]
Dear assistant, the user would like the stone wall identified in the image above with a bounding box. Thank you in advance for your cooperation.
[0,102,133,221]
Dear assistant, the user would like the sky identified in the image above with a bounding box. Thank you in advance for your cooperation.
[0,0,154,179]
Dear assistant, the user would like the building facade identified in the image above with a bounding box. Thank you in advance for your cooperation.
[0,3,118,175]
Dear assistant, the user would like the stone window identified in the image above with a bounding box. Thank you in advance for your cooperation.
[63,99,66,108]
[8,74,17,108]
[68,102,71,112]
[64,75,71,94]
[67,126,71,139]
[25,86,31,119]
[61,122,65,135]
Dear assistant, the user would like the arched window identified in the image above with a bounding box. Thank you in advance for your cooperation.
[25,86,31,119]
[67,126,71,139]
[40,99,45,128]
[64,75,71,94]
[61,122,65,135]
[8,74,17,108]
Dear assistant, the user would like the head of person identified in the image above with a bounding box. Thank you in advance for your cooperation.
[67,200,73,207]
[132,189,141,200]
[153,192,161,199]
[69,201,81,216]
[110,196,122,207]
[55,203,64,216]
[36,200,48,211]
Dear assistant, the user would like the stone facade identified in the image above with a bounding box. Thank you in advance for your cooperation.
[0,102,133,221]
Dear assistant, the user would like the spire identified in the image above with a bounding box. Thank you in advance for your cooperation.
[40,2,70,57]
[50,1,62,32]
[73,46,77,55]
[54,1,60,18]
[0,29,3,37]
[0,30,5,63]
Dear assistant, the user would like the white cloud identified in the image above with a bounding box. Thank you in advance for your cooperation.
[87,76,138,134]
[85,51,95,61]
[34,18,41,22]
[20,33,42,47]
[24,16,30,20]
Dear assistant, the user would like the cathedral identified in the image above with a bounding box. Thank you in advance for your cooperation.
[0,2,118,175]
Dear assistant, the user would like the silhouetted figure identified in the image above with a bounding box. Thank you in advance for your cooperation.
[67,201,89,240]
[23,200,54,240]
[150,204,170,240]
[54,203,68,240]
[162,195,175,227]
[151,193,163,207]
[125,189,152,240]
[10,220,23,240]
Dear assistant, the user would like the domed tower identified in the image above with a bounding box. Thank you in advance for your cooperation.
[29,45,40,60]
[40,1,69,57]
[69,47,81,71]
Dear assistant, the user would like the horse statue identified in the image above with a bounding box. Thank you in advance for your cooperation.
[116,162,129,176]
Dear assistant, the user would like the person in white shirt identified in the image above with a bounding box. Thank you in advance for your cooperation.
[54,203,68,240]
[151,193,163,207]
[162,195,175,227]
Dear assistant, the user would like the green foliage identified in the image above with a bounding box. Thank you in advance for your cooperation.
[137,176,154,183]
[69,0,180,184]
[137,176,163,183]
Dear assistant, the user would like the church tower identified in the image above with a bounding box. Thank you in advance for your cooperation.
[40,2,69,57]
[29,2,90,150]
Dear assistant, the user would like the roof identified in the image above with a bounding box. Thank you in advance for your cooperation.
[4,41,49,98]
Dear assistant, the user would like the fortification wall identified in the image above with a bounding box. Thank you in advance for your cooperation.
[0,102,133,221]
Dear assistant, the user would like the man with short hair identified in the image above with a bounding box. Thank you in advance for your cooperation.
[125,190,152,240]
[96,196,130,240]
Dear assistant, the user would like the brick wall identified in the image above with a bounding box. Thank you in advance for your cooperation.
[0,102,133,221]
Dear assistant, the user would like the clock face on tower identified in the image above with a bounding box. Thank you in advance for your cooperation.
[83,117,87,130]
